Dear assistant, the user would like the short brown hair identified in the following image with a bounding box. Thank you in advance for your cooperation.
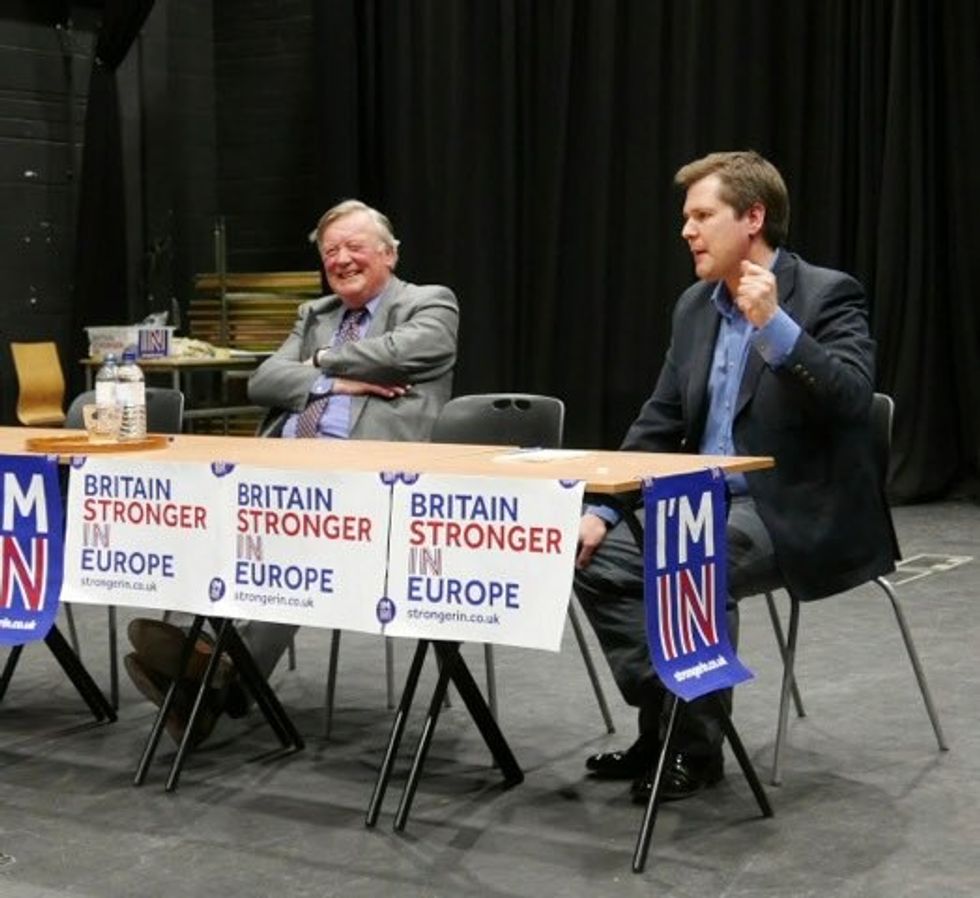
[675,151,790,247]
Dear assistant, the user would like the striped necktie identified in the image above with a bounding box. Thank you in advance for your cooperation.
[294,308,367,438]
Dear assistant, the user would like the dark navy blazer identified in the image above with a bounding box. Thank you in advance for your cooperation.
[622,251,897,602]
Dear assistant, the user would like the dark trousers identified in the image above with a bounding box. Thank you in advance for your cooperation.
[574,495,780,756]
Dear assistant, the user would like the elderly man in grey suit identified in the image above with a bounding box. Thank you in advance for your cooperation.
[249,200,458,441]
[124,200,459,744]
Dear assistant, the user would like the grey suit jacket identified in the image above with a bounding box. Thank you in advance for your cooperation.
[248,276,458,442]
[622,251,896,602]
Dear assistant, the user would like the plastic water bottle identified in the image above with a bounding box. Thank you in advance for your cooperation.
[117,347,147,441]
[94,353,119,415]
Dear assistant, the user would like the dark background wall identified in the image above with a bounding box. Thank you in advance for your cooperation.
[0,2,93,423]
[141,0,217,323]
[119,0,217,331]
[0,0,215,404]
[0,0,977,503]
[214,0,319,272]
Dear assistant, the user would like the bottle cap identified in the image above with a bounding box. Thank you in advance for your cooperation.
[121,347,137,363]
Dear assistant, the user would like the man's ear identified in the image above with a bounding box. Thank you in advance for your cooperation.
[745,201,766,237]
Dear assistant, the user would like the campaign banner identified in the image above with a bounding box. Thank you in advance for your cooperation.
[383,473,585,650]
[643,469,753,701]
[0,455,64,646]
[208,465,391,630]
[62,457,223,615]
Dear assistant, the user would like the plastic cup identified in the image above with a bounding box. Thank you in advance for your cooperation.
[82,403,122,444]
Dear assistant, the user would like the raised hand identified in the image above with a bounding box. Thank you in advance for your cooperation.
[735,259,778,327]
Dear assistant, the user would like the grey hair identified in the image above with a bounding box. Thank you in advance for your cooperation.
[308,200,401,260]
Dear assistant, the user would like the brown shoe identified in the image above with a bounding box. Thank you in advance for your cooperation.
[124,652,219,747]
[127,618,234,686]
[124,650,168,706]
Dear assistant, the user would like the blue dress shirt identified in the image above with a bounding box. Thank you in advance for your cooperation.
[591,249,799,524]
[281,294,381,439]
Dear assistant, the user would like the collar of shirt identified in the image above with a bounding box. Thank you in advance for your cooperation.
[342,292,382,335]
[709,280,739,321]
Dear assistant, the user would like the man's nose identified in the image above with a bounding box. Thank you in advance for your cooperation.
[681,219,696,240]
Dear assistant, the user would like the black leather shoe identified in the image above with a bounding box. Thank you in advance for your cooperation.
[586,735,659,780]
[631,751,724,803]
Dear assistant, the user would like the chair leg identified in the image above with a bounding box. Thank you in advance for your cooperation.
[324,634,398,736]
[875,576,949,751]
[323,630,342,739]
[108,606,119,710]
[764,591,806,718]
[63,602,80,656]
[287,635,297,672]
[771,596,800,786]
[484,644,498,720]
[567,598,615,733]
[385,637,395,709]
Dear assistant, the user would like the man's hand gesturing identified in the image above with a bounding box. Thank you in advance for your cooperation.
[735,259,778,327]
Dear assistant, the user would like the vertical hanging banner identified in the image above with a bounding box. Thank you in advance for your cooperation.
[643,469,753,701]
[0,455,64,646]
[384,473,585,650]
[62,457,223,615]
[210,465,391,631]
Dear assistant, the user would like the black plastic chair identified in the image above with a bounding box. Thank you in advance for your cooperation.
[64,387,185,708]
[428,393,614,731]
[432,393,566,452]
[762,393,948,784]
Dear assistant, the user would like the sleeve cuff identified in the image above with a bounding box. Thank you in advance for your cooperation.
[752,308,801,368]
[311,374,334,395]
[586,503,621,528]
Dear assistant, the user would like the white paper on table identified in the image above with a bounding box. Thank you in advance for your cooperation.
[492,448,590,464]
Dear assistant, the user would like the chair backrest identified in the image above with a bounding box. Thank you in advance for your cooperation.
[871,392,903,562]
[431,393,564,449]
[870,392,894,488]
[10,341,67,426]
[65,388,185,434]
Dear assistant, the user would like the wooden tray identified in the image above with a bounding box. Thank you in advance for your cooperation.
[25,434,170,454]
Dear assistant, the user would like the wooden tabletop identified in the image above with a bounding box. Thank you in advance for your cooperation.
[0,427,773,494]
[79,355,264,371]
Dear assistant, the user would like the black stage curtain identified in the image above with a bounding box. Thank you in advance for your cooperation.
[70,0,155,378]
[311,0,979,502]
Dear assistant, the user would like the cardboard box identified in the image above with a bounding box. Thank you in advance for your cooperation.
[87,326,175,360]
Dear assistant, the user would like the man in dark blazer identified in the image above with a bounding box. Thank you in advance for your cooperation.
[124,200,459,744]
[575,151,896,802]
